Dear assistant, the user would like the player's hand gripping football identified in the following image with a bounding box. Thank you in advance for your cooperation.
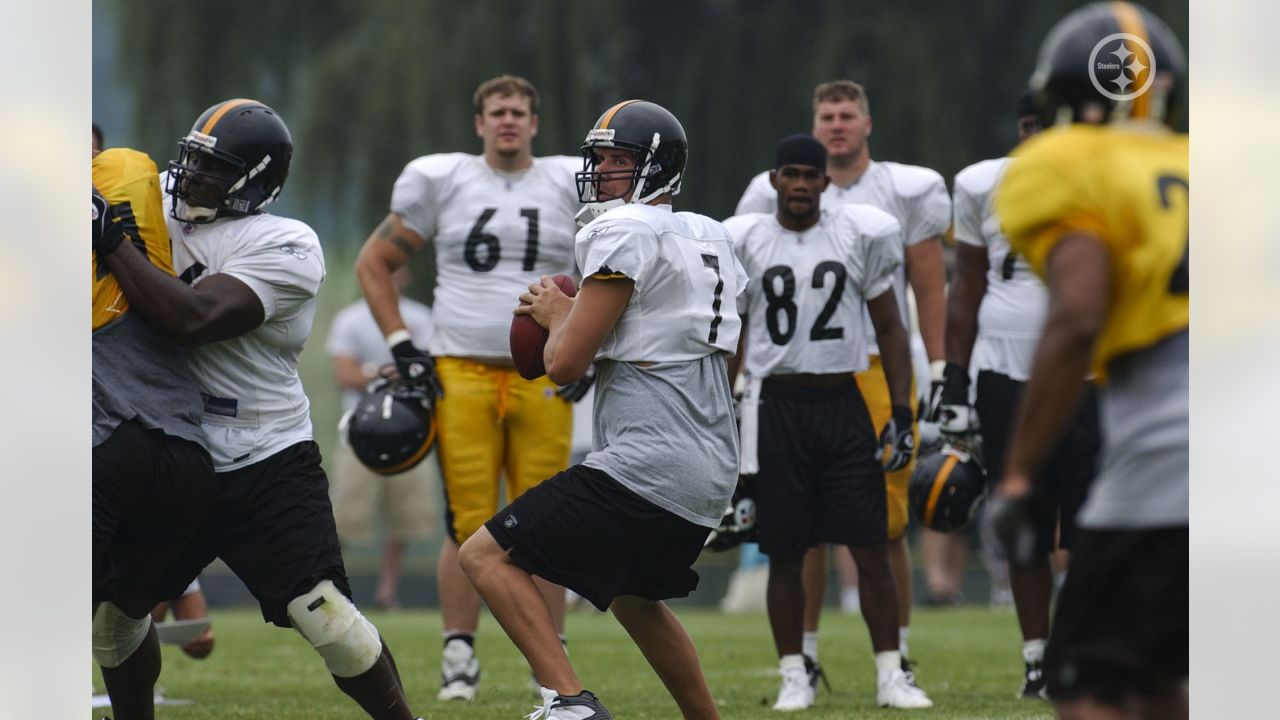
[928,361,979,439]
[877,404,916,472]
[390,339,444,402]
[515,274,576,330]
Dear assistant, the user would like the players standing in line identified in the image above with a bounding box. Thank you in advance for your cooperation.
[99,99,422,720]
[992,3,1188,718]
[726,134,931,711]
[736,79,951,685]
[354,74,586,701]
[935,93,1100,699]
[459,99,743,720]
[92,147,222,720]
[328,267,439,611]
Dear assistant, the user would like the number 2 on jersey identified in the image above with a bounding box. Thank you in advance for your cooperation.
[1156,173,1189,295]
[464,208,540,272]
[761,263,847,345]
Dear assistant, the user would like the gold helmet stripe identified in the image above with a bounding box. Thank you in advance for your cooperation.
[598,99,641,130]
[1109,1,1152,119]
[200,98,256,135]
[922,454,960,527]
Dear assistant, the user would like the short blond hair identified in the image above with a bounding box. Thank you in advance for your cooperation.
[813,80,870,115]
[473,75,540,115]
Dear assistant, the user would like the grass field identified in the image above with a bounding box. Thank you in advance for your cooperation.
[93,605,1055,719]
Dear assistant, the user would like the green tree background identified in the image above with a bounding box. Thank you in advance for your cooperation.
[92,0,1189,460]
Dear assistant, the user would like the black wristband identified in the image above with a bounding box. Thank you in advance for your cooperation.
[891,404,914,429]
[940,362,970,405]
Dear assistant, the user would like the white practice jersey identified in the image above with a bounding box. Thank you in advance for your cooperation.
[326,298,433,413]
[953,157,1047,381]
[727,205,903,378]
[577,203,746,362]
[167,204,326,472]
[736,160,950,354]
[391,153,580,358]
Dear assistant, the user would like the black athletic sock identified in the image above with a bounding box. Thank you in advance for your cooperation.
[443,632,475,648]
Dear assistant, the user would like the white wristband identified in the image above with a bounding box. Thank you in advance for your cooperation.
[385,329,412,348]
[929,359,947,381]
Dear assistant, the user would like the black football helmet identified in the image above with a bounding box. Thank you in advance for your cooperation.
[575,99,687,225]
[344,373,436,475]
[1029,2,1185,127]
[167,98,293,223]
[909,442,987,533]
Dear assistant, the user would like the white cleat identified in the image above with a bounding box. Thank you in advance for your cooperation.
[437,638,480,701]
[877,668,934,709]
[773,656,815,711]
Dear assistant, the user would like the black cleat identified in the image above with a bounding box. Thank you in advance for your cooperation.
[528,688,613,719]
[1019,659,1049,699]
[804,654,832,693]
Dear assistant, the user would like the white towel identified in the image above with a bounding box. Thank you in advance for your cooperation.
[737,376,764,474]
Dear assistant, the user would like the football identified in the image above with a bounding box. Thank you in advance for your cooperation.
[510,274,578,380]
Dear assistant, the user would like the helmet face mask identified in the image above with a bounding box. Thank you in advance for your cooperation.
[167,99,293,224]
[574,100,687,226]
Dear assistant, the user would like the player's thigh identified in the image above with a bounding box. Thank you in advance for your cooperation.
[329,443,381,545]
[504,371,573,500]
[434,357,504,542]
[385,451,440,541]
[216,442,351,627]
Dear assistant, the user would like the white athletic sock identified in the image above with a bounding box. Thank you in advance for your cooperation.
[899,626,911,659]
[802,632,819,661]
[780,653,806,672]
[1022,638,1046,664]
[874,650,902,685]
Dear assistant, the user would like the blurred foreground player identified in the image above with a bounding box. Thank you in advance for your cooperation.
[992,4,1188,718]
[460,100,744,720]
[99,99,421,719]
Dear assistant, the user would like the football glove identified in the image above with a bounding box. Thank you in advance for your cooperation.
[876,404,916,472]
[390,339,444,402]
[704,476,757,552]
[92,189,125,258]
[987,490,1041,566]
[556,364,596,403]
[928,362,978,438]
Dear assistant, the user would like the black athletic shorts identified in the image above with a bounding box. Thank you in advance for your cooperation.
[754,377,886,556]
[976,370,1100,553]
[485,464,710,612]
[162,441,351,627]
[93,419,219,611]
[1045,527,1188,704]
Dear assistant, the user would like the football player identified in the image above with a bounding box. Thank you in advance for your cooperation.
[736,80,950,682]
[92,149,221,720]
[459,99,744,720]
[353,75,584,701]
[937,93,1100,699]
[98,100,422,720]
[993,3,1188,718]
[726,134,931,711]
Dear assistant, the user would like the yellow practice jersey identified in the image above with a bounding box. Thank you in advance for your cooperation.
[91,148,176,330]
[996,123,1188,379]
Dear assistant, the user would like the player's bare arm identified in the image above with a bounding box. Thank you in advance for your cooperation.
[518,275,631,385]
[905,236,947,361]
[866,289,913,411]
[1000,234,1110,497]
[332,355,373,391]
[355,212,427,336]
[725,316,749,382]
[103,241,265,347]
[945,242,989,365]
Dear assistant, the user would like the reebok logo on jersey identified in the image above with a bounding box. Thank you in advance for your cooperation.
[278,243,309,260]
[503,515,519,529]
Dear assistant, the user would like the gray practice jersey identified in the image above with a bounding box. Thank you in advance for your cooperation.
[1081,329,1188,529]
[576,203,746,527]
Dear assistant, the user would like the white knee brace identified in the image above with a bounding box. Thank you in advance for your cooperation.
[286,580,382,678]
[92,602,153,668]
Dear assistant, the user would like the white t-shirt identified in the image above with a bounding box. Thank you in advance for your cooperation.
[167,206,326,472]
[953,157,1047,381]
[326,298,434,413]
[735,160,950,354]
[576,203,747,362]
[390,153,580,358]
[726,205,903,378]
